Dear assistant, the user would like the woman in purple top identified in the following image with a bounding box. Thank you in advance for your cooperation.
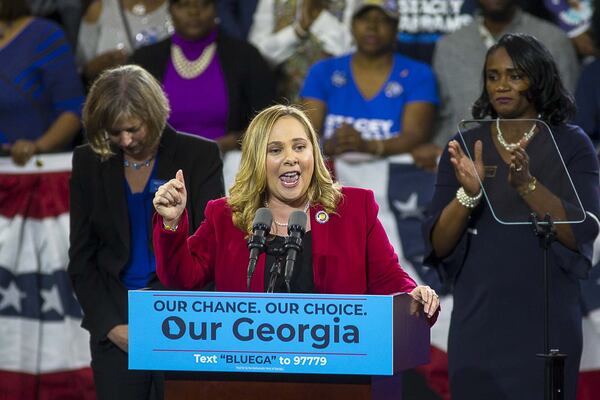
[129,0,276,153]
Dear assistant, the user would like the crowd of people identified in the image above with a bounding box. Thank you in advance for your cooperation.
[2,0,600,399]
[2,0,599,163]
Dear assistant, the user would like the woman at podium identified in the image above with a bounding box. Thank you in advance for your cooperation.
[424,33,600,399]
[152,104,440,318]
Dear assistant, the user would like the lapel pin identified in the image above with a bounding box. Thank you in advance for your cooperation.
[315,210,329,224]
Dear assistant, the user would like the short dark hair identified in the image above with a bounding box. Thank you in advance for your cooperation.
[0,0,31,21]
[472,33,575,125]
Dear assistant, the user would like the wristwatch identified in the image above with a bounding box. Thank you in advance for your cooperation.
[518,176,537,196]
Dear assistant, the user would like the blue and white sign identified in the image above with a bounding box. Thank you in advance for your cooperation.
[129,291,397,375]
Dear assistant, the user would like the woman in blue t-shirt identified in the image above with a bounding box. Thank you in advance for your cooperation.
[300,0,439,170]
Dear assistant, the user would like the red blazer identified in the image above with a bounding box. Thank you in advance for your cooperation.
[154,187,417,295]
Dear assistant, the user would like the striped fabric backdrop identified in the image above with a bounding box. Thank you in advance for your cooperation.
[0,153,94,399]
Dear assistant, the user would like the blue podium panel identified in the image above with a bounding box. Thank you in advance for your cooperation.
[129,291,399,375]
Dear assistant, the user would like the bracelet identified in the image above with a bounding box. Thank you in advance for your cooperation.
[163,221,179,232]
[373,140,385,157]
[518,176,537,197]
[456,187,482,208]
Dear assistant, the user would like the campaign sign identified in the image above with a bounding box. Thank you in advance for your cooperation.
[129,291,397,375]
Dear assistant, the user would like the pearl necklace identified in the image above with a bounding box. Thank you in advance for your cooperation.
[171,43,216,80]
[496,118,536,151]
[266,201,310,227]
[124,156,154,169]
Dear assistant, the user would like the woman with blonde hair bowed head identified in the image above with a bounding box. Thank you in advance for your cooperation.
[153,104,440,317]
[68,64,224,400]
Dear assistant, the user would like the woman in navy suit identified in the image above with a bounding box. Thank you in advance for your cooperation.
[424,34,600,399]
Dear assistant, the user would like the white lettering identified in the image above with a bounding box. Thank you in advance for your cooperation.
[399,0,420,14]
[449,0,464,14]
[325,114,396,140]
[422,0,448,15]
[398,14,472,33]
[397,0,471,33]
[400,0,465,14]
[194,353,218,364]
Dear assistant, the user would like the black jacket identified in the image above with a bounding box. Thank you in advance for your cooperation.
[129,31,276,133]
[68,126,224,340]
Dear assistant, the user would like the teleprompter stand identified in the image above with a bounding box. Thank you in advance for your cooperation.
[530,213,566,400]
[456,119,584,399]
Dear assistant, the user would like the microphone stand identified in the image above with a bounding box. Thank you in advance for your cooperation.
[530,213,565,400]
[266,246,286,294]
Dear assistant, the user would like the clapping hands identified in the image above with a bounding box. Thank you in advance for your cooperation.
[448,139,484,196]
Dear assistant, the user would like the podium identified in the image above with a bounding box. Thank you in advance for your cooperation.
[129,291,431,400]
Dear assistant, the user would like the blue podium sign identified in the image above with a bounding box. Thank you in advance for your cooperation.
[129,291,403,375]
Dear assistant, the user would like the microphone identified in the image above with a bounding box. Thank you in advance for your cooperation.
[283,211,307,292]
[247,208,272,290]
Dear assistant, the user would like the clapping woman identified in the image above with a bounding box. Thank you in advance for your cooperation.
[424,33,600,399]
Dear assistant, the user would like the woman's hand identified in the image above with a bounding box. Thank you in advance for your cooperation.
[153,169,187,227]
[217,132,240,153]
[409,285,440,318]
[448,139,484,196]
[324,124,368,155]
[10,139,38,166]
[107,324,128,353]
[411,143,442,171]
[508,139,532,191]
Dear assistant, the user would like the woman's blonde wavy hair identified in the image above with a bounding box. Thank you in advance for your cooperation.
[228,105,342,234]
[83,65,170,160]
